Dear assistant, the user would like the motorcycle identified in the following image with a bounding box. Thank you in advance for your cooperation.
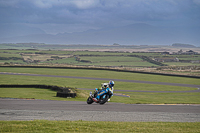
[87,87,113,105]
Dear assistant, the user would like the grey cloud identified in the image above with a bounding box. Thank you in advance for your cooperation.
[0,0,199,34]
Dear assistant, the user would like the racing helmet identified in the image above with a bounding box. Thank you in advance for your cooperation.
[109,80,114,87]
[101,83,108,88]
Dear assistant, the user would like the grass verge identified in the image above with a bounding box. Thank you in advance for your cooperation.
[0,87,88,101]
[0,120,200,133]
[112,91,200,104]
[0,67,200,85]
[0,87,200,104]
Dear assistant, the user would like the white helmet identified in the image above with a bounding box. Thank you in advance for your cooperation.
[101,83,108,88]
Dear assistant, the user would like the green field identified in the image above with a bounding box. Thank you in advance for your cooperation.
[0,87,87,101]
[0,67,200,104]
[1,120,200,133]
[163,62,197,66]
[0,67,199,85]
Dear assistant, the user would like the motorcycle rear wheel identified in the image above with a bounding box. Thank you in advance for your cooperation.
[87,97,94,104]
[99,94,109,105]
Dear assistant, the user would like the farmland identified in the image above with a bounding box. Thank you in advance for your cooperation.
[0,44,200,76]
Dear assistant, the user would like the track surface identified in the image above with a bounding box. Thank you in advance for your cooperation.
[0,99,200,122]
[0,72,200,122]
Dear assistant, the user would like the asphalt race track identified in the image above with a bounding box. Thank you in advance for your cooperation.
[0,72,200,122]
[0,99,200,122]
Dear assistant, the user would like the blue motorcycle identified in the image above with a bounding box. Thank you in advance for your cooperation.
[87,87,113,105]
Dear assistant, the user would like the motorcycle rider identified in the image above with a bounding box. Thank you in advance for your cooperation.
[108,80,114,93]
[92,80,114,102]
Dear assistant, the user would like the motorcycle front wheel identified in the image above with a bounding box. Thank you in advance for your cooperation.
[87,97,94,104]
[99,94,109,105]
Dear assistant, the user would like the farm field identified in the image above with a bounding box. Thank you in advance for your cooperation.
[0,44,200,79]
[0,49,159,67]
[0,46,200,77]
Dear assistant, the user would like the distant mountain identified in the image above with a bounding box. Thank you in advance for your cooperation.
[0,24,46,38]
[1,23,200,46]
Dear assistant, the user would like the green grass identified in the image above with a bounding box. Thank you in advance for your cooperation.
[0,87,88,101]
[0,60,25,64]
[0,67,199,85]
[0,53,22,58]
[42,55,158,67]
[0,73,197,91]
[163,62,197,66]
[73,51,131,56]
[80,56,143,62]
[0,120,200,133]
[42,57,79,64]
[0,67,200,104]
[0,73,199,104]
[75,60,157,67]
[1,86,199,104]
[112,92,200,104]
[0,87,58,100]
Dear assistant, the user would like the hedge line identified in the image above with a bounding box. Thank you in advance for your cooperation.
[0,57,23,60]
[0,84,76,98]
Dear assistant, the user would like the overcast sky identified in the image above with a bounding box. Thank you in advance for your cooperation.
[0,0,200,34]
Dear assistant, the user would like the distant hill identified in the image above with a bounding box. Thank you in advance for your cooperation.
[0,24,46,38]
[1,23,200,46]
[172,43,196,48]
